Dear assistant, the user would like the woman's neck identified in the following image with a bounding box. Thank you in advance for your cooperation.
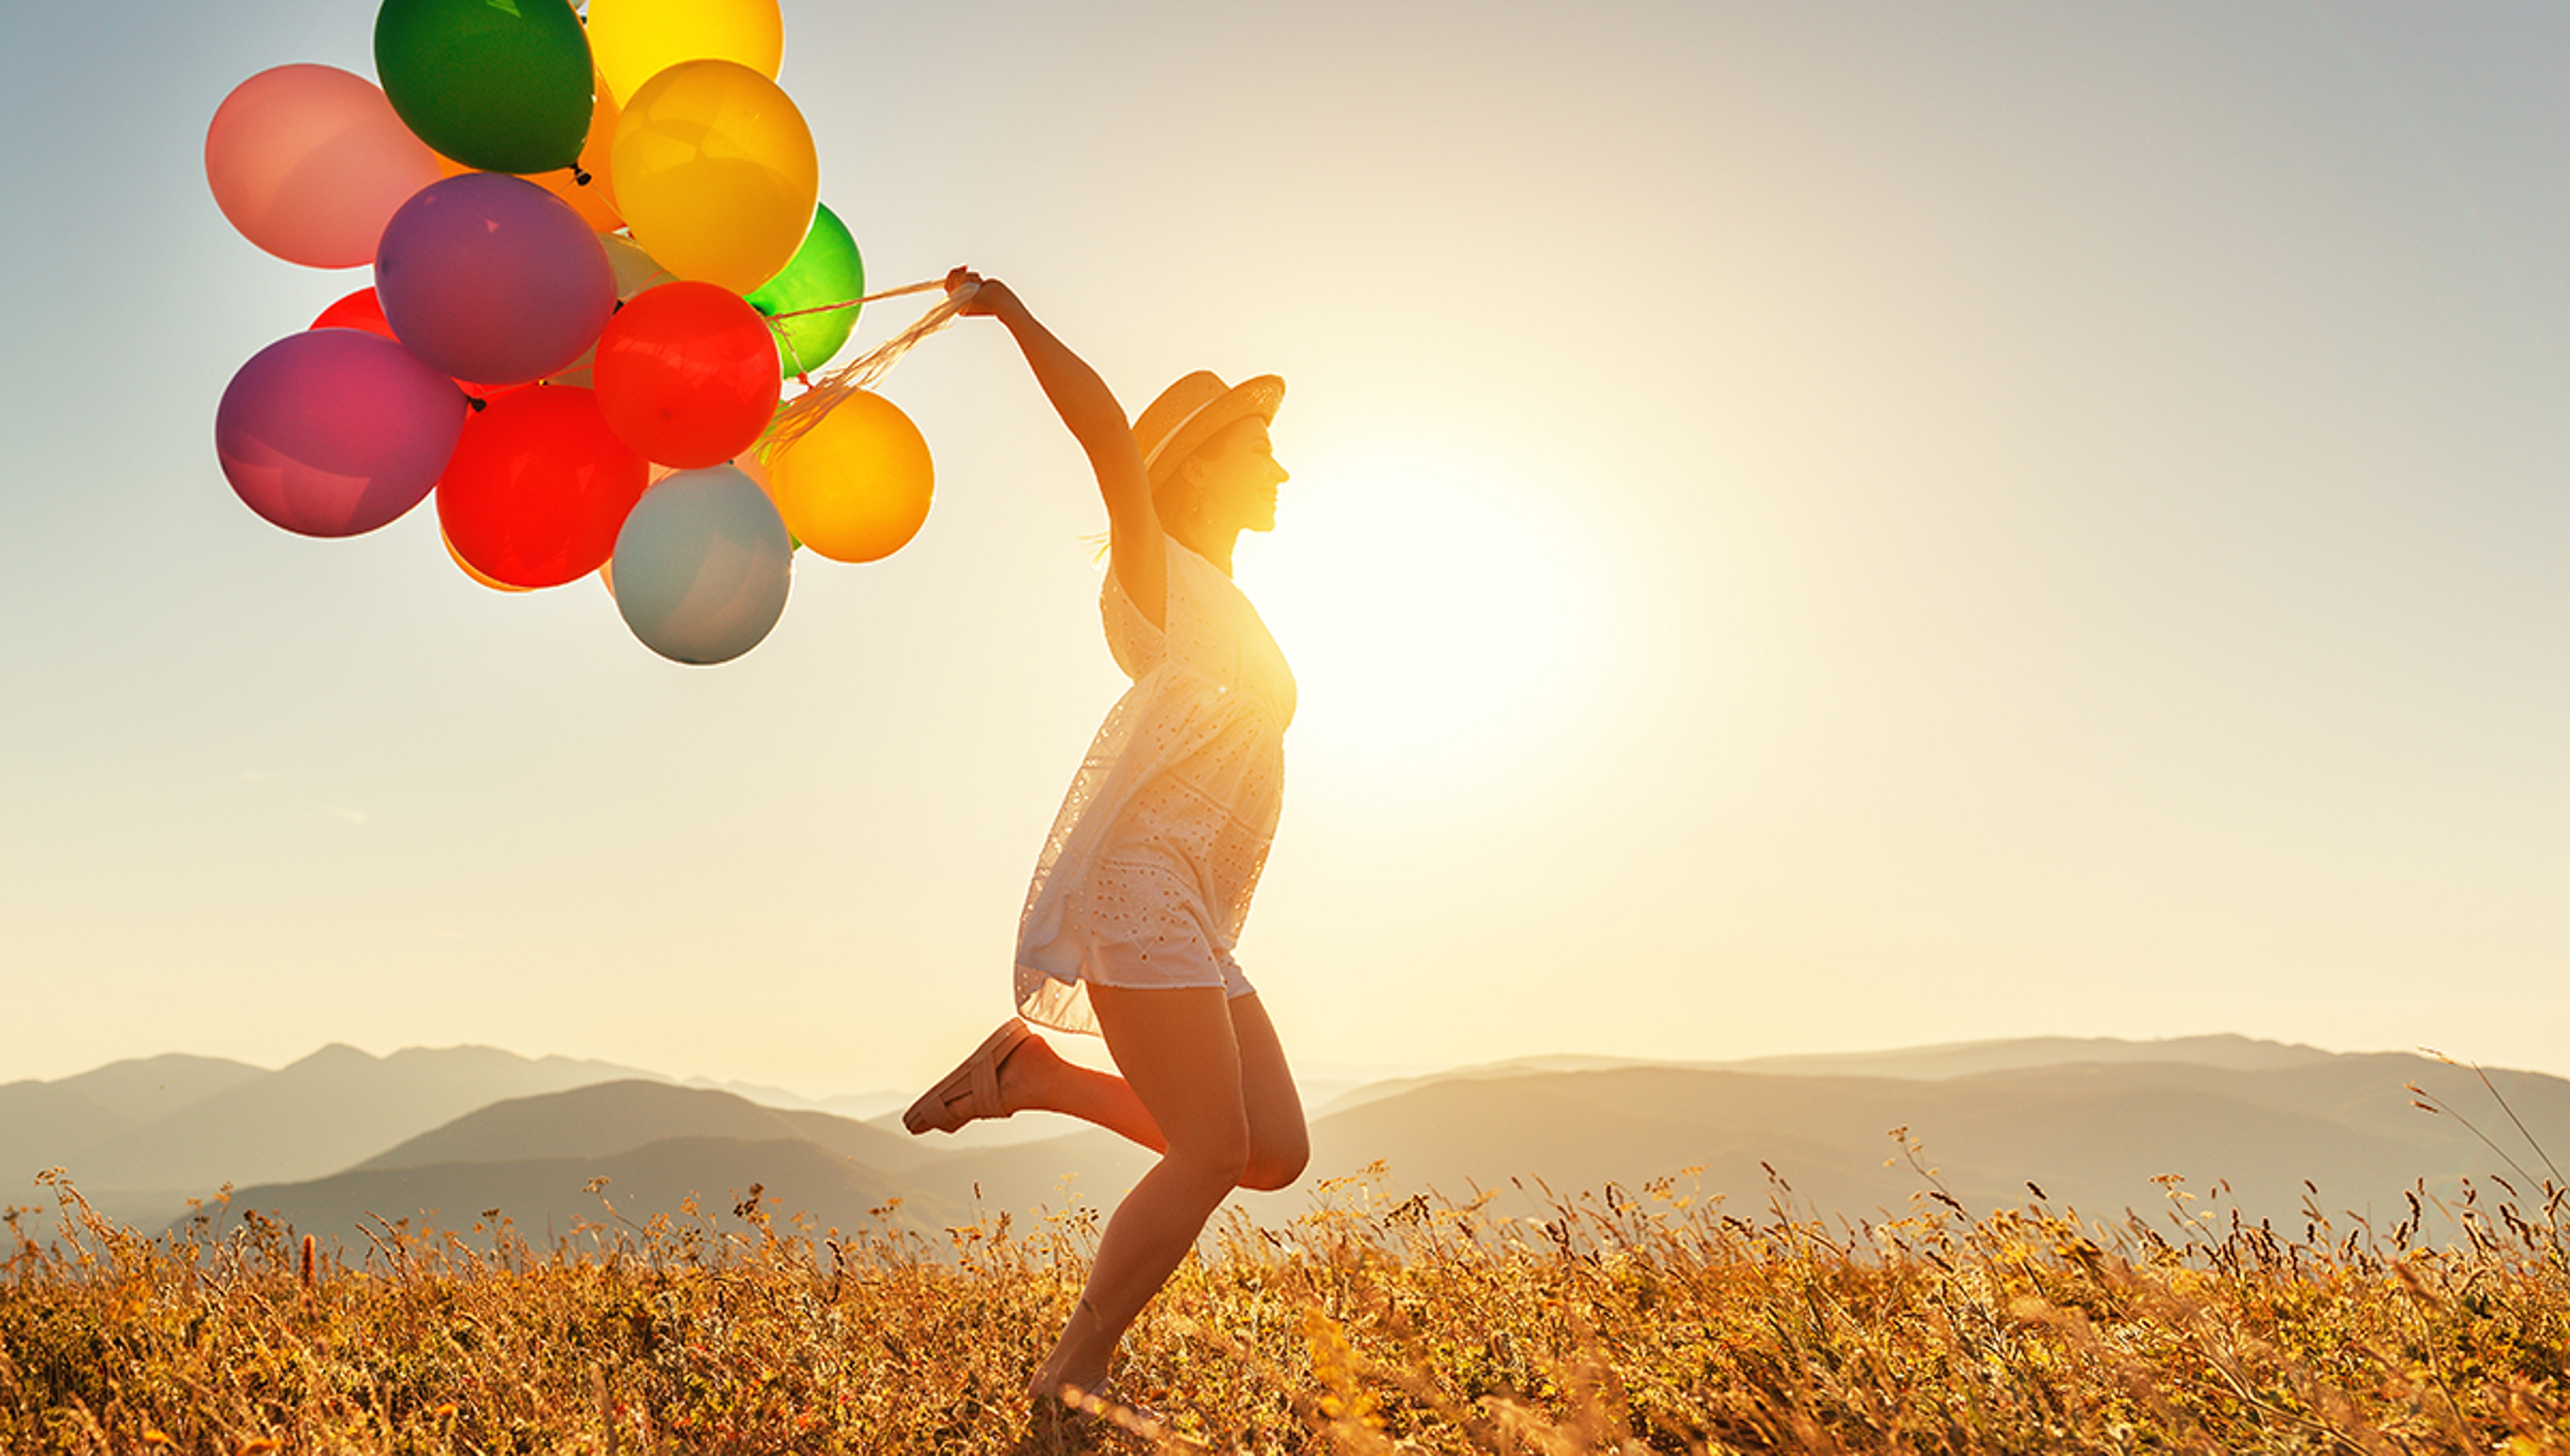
[1167,522,1239,576]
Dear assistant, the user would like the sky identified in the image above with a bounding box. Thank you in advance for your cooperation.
[3,2,2567,1097]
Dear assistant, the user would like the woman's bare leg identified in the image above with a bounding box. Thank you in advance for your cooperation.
[1225,993,1310,1191]
[989,994,1306,1173]
[993,1033,1167,1152]
[1026,985,1248,1401]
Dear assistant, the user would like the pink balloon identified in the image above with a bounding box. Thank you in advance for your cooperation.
[216,330,469,537]
[375,173,616,385]
[205,64,441,269]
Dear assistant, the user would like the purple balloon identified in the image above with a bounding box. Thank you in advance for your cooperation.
[216,329,468,538]
[374,172,614,385]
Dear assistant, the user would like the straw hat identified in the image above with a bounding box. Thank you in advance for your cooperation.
[1132,371,1285,487]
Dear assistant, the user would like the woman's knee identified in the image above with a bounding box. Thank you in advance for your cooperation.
[1238,1129,1309,1192]
[1167,1119,1254,1190]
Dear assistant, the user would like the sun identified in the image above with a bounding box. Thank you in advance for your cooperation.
[1237,438,1602,798]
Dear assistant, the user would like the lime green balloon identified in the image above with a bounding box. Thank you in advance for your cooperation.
[745,203,864,379]
[375,0,594,175]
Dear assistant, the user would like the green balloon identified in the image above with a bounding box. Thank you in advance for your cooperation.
[745,204,865,379]
[375,0,592,176]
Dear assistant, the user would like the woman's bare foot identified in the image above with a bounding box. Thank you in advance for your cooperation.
[1025,1297,1116,1404]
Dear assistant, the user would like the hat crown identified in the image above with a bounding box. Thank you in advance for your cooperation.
[1132,371,1231,461]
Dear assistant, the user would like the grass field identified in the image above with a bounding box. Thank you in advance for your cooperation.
[3,1142,2565,1454]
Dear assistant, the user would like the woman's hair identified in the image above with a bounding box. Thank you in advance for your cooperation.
[1149,415,1256,527]
[1150,467,1199,531]
[1081,445,1204,561]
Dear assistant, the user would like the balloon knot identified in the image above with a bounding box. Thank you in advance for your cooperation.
[466,395,488,413]
[572,166,594,187]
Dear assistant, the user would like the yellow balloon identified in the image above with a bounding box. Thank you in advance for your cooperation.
[586,0,783,109]
[766,393,934,563]
[612,59,818,294]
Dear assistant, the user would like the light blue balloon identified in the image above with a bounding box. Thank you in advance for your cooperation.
[610,466,792,664]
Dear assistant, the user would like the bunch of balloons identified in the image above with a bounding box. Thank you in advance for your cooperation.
[207,0,938,665]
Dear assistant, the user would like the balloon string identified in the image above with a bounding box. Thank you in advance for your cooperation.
[764,277,948,323]
[762,278,978,454]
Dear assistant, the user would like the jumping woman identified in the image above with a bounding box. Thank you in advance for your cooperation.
[902,268,1310,1406]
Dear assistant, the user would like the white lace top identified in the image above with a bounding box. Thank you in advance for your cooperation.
[1015,541,1296,1034]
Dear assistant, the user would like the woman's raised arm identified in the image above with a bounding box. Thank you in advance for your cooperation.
[948,269,1167,628]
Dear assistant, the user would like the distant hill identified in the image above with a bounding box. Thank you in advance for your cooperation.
[878,1048,2568,1238]
[205,1081,960,1245]
[1310,1034,2344,1117]
[680,1075,912,1123]
[23,1035,2566,1249]
[219,1136,950,1249]
[359,1081,832,1172]
[16,1044,665,1228]
[353,1080,924,1180]
[50,1053,267,1123]
[0,1081,139,1190]
[1290,1051,2568,1233]
[1712,1032,2342,1081]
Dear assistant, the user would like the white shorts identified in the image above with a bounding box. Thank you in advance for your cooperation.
[1074,851,1257,1000]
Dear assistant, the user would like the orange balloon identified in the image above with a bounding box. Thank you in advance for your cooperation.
[582,75,624,217]
[444,526,531,592]
[765,392,934,563]
[432,74,621,232]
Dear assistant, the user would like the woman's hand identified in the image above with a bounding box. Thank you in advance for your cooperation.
[946,266,1022,323]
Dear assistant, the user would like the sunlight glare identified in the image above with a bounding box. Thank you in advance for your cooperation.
[1243,440,1598,795]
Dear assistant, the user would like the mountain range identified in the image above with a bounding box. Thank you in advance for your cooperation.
[5,1035,2561,1250]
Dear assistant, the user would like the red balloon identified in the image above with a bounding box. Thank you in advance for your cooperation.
[436,387,651,588]
[311,288,524,402]
[592,281,782,468]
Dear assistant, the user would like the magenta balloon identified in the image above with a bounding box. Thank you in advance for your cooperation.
[216,329,469,537]
[374,173,616,385]
[205,64,441,268]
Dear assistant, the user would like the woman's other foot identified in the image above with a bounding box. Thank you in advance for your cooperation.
[901,1018,1035,1134]
[1025,1297,1116,1404]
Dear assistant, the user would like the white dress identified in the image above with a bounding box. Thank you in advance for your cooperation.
[1015,541,1296,1035]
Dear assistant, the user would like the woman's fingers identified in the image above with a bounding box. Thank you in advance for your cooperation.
[946,266,1005,317]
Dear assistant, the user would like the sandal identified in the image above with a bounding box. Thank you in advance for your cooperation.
[902,1018,1033,1134]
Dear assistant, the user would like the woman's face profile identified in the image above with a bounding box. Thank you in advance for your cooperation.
[1184,416,1289,534]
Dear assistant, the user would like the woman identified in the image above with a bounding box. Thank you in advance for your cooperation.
[902,268,1310,1405]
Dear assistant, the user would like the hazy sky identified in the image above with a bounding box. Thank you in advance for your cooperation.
[4,3,2565,1095]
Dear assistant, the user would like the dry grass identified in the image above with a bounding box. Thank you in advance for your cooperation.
[2,1139,2566,1454]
